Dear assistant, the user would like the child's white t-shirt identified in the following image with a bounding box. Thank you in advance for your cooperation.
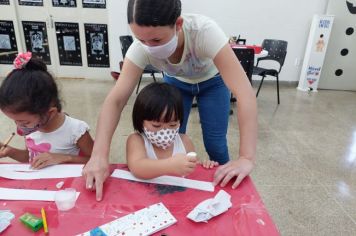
[126,14,228,84]
[25,115,90,161]
[141,133,187,159]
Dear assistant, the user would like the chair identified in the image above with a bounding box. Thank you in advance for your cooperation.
[119,35,163,94]
[253,39,288,104]
[230,48,255,106]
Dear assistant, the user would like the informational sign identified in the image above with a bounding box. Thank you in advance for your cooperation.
[22,21,51,65]
[0,21,18,64]
[84,23,110,67]
[82,0,105,8]
[52,0,76,7]
[18,0,43,6]
[298,15,334,91]
[0,0,10,5]
[55,22,82,66]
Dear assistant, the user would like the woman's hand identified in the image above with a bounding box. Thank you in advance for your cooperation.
[82,156,110,201]
[213,157,255,189]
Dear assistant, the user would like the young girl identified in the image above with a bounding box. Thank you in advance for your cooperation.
[0,52,94,169]
[126,82,218,179]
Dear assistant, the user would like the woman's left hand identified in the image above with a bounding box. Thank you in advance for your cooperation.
[213,157,255,189]
[31,153,67,169]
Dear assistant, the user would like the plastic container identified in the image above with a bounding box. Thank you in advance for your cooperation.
[54,188,77,211]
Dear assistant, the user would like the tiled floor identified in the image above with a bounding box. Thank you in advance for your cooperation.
[1,77,356,235]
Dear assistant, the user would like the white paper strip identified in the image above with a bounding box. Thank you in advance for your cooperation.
[0,187,80,201]
[111,169,214,192]
[0,164,83,180]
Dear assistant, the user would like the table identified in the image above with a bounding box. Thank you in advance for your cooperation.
[0,164,279,235]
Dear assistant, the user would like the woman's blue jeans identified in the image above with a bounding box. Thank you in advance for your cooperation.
[164,74,230,164]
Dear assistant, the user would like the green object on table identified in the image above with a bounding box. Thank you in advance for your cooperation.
[19,213,43,232]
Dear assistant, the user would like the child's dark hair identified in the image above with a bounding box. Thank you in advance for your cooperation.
[132,82,183,133]
[127,0,181,27]
[0,57,61,116]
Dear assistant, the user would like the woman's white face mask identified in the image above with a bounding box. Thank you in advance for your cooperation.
[141,27,178,59]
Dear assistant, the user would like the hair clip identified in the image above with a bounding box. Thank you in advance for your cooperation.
[13,52,32,69]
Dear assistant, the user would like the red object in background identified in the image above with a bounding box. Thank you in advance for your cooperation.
[0,164,280,236]
[230,44,263,54]
[246,45,263,54]
[110,71,120,80]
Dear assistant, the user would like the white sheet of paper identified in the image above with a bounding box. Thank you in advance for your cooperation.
[111,169,214,192]
[0,187,80,201]
[0,164,84,180]
[187,190,232,222]
[79,202,177,236]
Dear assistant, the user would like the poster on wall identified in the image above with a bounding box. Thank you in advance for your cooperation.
[52,0,76,7]
[84,23,109,67]
[22,21,51,65]
[82,0,106,9]
[297,15,334,91]
[0,0,10,5]
[0,21,18,64]
[18,0,43,6]
[55,22,82,66]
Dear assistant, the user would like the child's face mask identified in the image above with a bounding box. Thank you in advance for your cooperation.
[143,127,179,150]
[16,115,49,136]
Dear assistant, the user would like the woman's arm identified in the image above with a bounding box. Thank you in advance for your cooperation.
[82,58,144,200]
[212,44,257,188]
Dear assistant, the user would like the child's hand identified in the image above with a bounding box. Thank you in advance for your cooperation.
[0,143,11,158]
[200,159,219,169]
[31,153,66,169]
[170,153,197,177]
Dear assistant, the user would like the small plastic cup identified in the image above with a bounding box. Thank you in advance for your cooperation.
[54,188,77,211]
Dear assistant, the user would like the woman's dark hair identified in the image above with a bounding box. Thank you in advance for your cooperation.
[132,82,183,133]
[0,57,62,116]
[127,0,181,27]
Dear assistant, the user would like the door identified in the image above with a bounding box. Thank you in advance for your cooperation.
[3,0,110,79]
[319,0,356,90]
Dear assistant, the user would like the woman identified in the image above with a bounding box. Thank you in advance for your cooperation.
[83,0,257,201]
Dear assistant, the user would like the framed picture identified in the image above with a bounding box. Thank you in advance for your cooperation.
[55,22,82,66]
[22,21,51,65]
[52,0,76,7]
[0,0,10,5]
[18,0,43,6]
[82,0,105,9]
[84,23,109,67]
[0,21,18,64]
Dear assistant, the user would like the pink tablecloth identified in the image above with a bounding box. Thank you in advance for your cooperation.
[0,164,279,235]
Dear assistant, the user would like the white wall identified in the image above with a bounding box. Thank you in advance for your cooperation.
[107,0,130,72]
[107,0,329,81]
[181,0,329,82]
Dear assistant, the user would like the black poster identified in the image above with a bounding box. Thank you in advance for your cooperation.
[82,0,105,9]
[84,23,109,67]
[0,21,18,64]
[52,0,76,7]
[22,21,51,65]
[55,22,82,66]
[18,0,43,6]
[0,0,10,5]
